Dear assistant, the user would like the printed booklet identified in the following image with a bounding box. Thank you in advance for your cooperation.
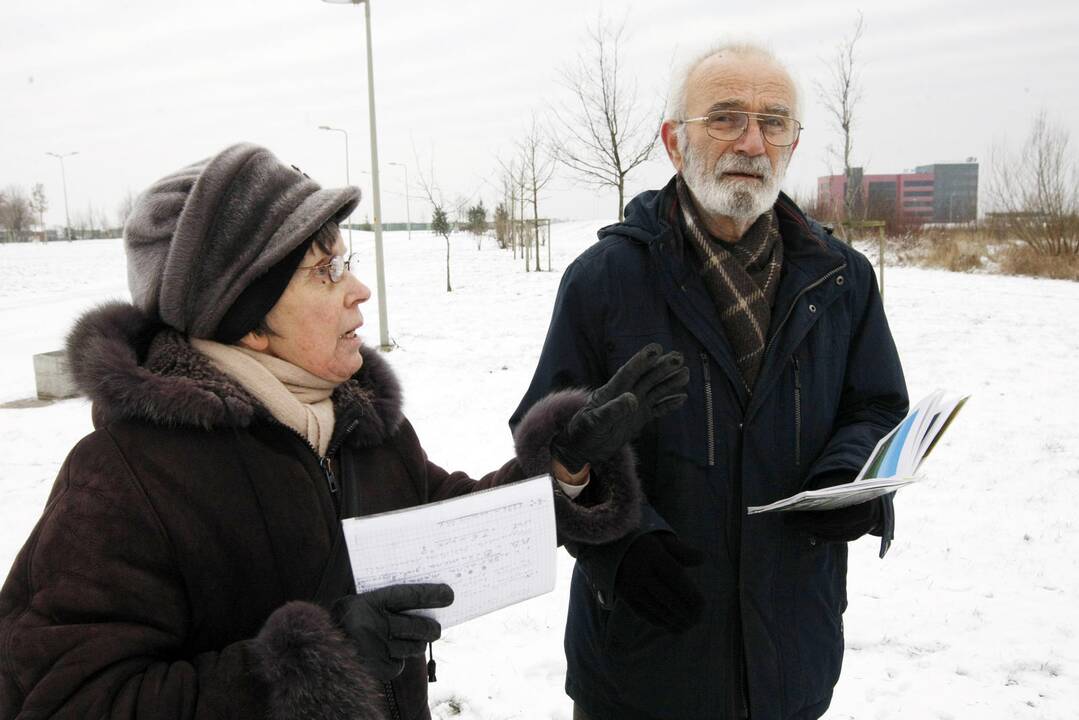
[747,390,969,514]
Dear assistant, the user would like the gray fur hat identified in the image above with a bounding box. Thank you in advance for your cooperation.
[124,142,361,338]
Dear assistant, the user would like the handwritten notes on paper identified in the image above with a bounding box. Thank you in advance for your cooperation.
[341,475,557,628]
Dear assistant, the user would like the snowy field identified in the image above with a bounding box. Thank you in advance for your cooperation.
[1,225,1078,718]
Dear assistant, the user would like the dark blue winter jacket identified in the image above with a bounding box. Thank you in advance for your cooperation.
[512,179,908,720]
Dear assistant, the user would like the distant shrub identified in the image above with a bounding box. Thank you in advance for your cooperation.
[998,245,1079,281]
[922,235,987,273]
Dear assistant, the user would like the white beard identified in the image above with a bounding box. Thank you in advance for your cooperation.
[682,147,789,223]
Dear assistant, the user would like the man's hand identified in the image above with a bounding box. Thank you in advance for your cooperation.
[784,473,883,542]
[331,583,454,681]
[614,532,705,633]
[552,344,689,474]
[784,501,882,542]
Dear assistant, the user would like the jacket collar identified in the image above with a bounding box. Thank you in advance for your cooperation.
[604,176,846,285]
[66,301,404,449]
[608,177,850,412]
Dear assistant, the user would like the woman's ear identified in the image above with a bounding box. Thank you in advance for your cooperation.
[237,330,270,352]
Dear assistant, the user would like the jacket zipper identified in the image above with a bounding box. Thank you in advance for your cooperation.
[384,680,402,720]
[793,355,802,468]
[762,264,847,361]
[319,456,339,495]
[262,417,360,512]
[699,351,716,467]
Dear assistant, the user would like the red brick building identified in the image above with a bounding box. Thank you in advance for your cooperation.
[818,162,978,228]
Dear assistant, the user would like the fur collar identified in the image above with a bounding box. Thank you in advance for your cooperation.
[66,301,404,448]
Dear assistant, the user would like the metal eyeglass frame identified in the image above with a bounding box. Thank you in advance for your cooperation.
[680,110,803,147]
[297,254,355,283]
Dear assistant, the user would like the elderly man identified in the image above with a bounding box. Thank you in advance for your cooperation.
[512,44,908,719]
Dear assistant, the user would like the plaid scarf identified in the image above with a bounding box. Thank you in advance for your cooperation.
[673,176,784,393]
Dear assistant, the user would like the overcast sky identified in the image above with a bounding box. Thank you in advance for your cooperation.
[3,0,1077,229]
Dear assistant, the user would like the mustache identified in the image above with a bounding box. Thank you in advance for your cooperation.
[714,154,774,180]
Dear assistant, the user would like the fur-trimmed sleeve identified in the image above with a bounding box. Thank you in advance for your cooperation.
[393,390,640,547]
[513,389,641,545]
[251,602,385,719]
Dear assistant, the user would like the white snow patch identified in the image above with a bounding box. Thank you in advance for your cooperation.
[2,227,1078,718]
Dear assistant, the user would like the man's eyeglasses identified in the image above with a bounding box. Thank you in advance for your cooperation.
[680,111,803,147]
[297,254,355,283]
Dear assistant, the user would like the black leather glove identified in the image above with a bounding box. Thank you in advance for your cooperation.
[331,583,454,681]
[614,532,705,633]
[784,474,883,543]
[552,344,690,473]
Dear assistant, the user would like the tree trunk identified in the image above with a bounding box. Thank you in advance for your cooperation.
[445,236,452,292]
[618,178,625,222]
[510,189,517,260]
[521,192,530,272]
[532,187,541,272]
[547,221,552,272]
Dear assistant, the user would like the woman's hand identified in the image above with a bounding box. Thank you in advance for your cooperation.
[331,583,454,681]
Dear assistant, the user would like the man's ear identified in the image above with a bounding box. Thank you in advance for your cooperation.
[661,121,685,173]
[237,330,269,352]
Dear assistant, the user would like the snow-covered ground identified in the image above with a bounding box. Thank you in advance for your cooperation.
[1,225,1077,718]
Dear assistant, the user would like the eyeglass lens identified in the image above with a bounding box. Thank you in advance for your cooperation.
[707,112,798,146]
[329,255,346,282]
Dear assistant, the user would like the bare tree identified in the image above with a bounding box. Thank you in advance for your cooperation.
[515,160,529,270]
[817,11,865,237]
[497,159,519,259]
[989,111,1079,255]
[414,157,454,292]
[29,183,48,242]
[71,204,97,239]
[431,206,452,291]
[496,155,530,267]
[552,16,660,222]
[97,207,112,236]
[498,155,531,269]
[518,116,557,271]
[117,190,137,229]
[0,185,32,242]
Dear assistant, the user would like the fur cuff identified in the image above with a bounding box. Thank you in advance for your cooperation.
[250,601,385,720]
[513,389,641,545]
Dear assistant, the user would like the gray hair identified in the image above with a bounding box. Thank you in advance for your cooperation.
[666,43,799,153]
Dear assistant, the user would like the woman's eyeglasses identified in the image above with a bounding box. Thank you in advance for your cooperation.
[297,254,354,283]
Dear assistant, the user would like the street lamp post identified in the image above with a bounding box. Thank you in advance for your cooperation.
[45,151,78,241]
[320,0,390,351]
[388,162,411,243]
[318,125,352,253]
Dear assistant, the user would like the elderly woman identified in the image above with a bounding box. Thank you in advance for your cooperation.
[0,144,688,720]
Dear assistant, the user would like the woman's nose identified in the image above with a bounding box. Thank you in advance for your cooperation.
[345,273,372,305]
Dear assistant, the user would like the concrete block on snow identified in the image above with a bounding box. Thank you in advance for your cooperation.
[33,350,80,400]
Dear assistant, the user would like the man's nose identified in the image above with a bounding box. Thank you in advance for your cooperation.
[732,117,767,156]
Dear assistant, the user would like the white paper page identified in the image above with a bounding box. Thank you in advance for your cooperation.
[746,476,920,514]
[915,393,969,469]
[897,390,943,478]
[341,475,557,629]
